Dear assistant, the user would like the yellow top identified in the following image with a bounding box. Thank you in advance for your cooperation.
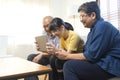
[60,30,84,52]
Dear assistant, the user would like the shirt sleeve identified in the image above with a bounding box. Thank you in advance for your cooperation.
[68,34,80,51]
[54,37,59,48]
[84,22,114,62]
[59,33,80,52]
[59,38,64,49]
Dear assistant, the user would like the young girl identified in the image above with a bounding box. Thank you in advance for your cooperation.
[46,17,84,80]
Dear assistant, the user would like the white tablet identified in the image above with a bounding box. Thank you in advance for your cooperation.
[35,35,48,52]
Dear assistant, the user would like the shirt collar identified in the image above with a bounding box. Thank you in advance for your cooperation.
[90,18,104,31]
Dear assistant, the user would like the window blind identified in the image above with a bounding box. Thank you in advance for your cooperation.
[97,0,120,30]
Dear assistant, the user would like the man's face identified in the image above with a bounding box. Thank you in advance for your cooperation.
[43,18,51,33]
[79,11,96,28]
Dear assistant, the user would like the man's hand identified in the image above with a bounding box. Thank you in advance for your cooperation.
[46,43,57,55]
[34,42,40,51]
[32,54,42,63]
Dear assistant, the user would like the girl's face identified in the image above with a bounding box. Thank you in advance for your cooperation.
[51,25,65,38]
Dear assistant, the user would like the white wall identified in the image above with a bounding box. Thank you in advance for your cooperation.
[0,0,51,58]
[0,0,95,59]
[0,36,8,55]
[50,0,95,36]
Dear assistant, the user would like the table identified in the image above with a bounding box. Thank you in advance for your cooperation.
[0,57,52,80]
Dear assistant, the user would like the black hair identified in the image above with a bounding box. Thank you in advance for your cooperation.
[78,1,101,20]
[49,17,65,31]
[65,22,74,31]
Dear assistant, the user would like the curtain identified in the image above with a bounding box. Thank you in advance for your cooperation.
[97,0,120,30]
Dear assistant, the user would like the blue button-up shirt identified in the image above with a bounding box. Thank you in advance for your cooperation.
[83,18,120,76]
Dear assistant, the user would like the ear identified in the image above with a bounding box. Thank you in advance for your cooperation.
[91,12,96,19]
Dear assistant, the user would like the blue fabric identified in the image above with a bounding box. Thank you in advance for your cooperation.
[63,60,115,80]
[83,18,120,76]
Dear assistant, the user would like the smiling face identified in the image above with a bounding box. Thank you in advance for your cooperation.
[49,17,67,38]
[78,2,101,28]
[51,25,65,38]
[79,10,96,28]
[43,16,53,33]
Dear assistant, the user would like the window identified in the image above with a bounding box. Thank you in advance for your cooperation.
[97,0,120,29]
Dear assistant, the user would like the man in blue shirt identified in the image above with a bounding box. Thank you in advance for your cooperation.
[53,1,120,80]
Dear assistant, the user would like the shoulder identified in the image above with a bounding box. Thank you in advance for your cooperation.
[94,19,116,33]
[69,30,79,37]
[68,31,81,41]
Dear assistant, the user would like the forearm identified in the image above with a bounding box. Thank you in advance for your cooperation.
[41,52,51,57]
[66,53,86,60]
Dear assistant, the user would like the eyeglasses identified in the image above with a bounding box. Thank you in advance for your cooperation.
[79,14,88,20]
